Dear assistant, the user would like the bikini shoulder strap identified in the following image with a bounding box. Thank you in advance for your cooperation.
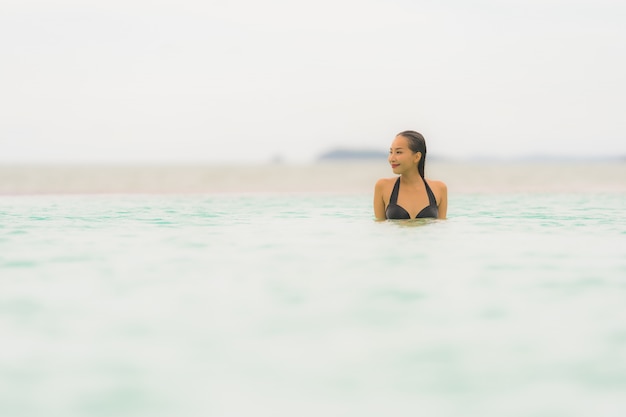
[389,177,401,204]
[423,179,437,206]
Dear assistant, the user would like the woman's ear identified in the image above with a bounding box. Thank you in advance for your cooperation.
[414,151,422,164]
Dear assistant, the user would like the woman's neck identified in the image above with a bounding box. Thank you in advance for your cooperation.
[400,169,423,184]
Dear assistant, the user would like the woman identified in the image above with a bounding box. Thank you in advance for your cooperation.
[373,130,447,220]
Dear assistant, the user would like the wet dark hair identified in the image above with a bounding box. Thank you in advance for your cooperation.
[397,130,427,178]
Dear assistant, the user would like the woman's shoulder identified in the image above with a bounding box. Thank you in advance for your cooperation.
[425,178,447,193]
[375,176,397,189]
[374,177,397,198]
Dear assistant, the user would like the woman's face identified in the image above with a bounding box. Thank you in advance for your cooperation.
[388,135,420,175]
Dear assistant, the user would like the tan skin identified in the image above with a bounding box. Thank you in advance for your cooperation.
[373,135,448,220]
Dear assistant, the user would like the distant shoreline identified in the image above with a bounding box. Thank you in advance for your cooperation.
[315,148,625,163]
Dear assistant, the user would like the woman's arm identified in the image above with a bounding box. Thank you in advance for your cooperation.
[373,179,387,220]
[436,181,448,219]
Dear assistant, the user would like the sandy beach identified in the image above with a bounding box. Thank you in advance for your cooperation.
[0,161,624,195]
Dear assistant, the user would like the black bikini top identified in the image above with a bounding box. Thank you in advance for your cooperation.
[385,177,439,219]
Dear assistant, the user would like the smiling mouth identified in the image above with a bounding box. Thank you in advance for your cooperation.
[391,164,399,168]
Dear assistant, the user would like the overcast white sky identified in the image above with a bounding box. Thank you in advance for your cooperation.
[1,0,625,163]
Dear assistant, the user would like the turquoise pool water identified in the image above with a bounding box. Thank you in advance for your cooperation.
[1,192,625,417]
